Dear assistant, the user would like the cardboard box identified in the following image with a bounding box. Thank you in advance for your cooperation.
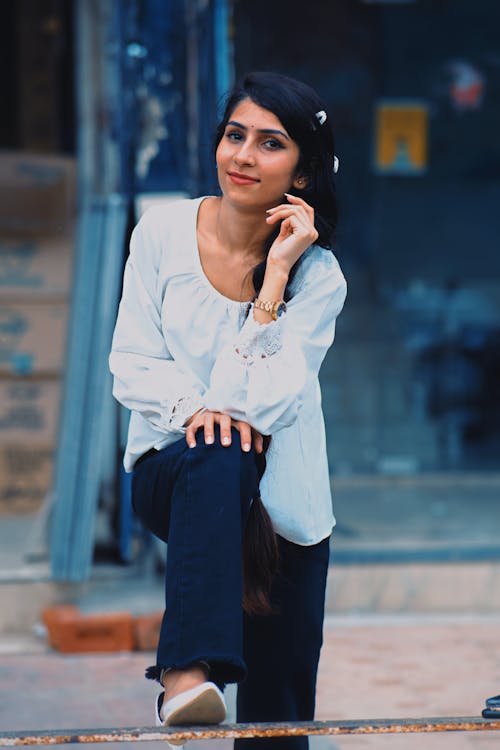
[0,152,76,236]
[0,302,68,375]
[0,443,54,513]
[0,235,74,300]
[0,378,61,445]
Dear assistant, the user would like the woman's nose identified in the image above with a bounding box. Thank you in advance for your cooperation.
[234,142,255,166]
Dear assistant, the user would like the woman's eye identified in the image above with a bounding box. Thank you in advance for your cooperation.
[263,139,283,150]
[226,131,243,141]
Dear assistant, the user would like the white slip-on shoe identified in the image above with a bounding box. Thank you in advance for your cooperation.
[155,682,226,745]
[160,681,226,725]
[155,692,186,747]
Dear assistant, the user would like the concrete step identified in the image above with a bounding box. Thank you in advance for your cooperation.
[3,558,500,639]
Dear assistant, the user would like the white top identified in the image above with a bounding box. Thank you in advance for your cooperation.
[109,197,347,545]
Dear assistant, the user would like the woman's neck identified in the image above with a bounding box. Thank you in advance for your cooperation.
[213,197,272,261]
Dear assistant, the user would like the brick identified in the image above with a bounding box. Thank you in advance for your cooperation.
[133,611,163,651]
[43,607,134,654]
[42,604,81,651]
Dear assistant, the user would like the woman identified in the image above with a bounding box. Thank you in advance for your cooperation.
[110,71,347,749]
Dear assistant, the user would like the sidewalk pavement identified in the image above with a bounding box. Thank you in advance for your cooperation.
[1,613,499,750]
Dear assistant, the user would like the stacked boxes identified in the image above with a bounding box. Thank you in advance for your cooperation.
[0,151,76,513]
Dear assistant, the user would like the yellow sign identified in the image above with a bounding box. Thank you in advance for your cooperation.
[375,101,428,175]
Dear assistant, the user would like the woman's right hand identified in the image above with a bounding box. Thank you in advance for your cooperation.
[185,409,264,454]
[265,193,319,274]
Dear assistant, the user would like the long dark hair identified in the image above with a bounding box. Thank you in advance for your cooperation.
[215,70,339,302]
[216,72,339,615]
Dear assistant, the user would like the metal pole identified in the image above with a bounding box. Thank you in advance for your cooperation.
[213,0,233,113]
[0,716,499,745]
[185,0,199,195]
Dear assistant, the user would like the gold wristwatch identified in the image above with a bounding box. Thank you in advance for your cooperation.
[253,298,287,321]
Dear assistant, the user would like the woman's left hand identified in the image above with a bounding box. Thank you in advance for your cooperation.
[265,193,319,275]
[185,408,264,454]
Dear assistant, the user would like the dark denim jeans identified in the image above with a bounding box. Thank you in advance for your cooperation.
[132,426,330,749]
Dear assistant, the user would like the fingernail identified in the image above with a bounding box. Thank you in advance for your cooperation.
[222,436,230,446]
[188,442,195,449]
[206,436,214,444]
[243,443,251,452]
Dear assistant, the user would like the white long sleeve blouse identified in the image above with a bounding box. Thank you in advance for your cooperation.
[109,196,347,545]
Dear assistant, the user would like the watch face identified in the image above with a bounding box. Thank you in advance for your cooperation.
[276,302,287,317]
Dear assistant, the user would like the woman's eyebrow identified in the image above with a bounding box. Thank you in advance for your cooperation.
[227,120,290,140]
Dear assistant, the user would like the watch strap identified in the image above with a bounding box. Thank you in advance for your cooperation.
[254,298,286,320]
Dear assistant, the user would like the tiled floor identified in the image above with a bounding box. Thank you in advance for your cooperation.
[1,614,499,749]
[314,614,500,749]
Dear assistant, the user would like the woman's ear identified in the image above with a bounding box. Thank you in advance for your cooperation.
[292,173,309,190]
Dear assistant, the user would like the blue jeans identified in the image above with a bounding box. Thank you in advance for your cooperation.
[132,427,330,749]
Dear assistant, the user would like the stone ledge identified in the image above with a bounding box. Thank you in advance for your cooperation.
[327,560,500,614]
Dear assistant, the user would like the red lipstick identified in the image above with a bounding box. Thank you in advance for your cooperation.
[227,171,260,185]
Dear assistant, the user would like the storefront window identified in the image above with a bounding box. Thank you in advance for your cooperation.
[234,0,500,559]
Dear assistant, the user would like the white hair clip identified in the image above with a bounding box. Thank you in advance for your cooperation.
[314,110,339,174]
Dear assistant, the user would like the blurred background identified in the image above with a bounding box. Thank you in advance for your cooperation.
[1,0,500,632]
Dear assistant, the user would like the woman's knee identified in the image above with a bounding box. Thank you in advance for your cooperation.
[188,425,259,504]
[189,425,255,471]
[191,425,244,453]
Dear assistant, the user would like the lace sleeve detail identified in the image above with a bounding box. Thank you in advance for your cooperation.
[233,312,283,365]
[168,392,205,430]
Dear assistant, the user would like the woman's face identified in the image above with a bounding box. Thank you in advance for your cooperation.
[216,98,302,211]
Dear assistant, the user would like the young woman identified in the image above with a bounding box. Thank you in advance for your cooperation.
[110,71,347,749]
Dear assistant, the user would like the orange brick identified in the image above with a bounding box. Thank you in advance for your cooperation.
[133,611,163,651]
[42,604,80,623]
[46,610,134,654]
[41,604,80,647]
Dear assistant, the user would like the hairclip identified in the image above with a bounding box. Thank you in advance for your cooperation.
[314,110,339,174]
